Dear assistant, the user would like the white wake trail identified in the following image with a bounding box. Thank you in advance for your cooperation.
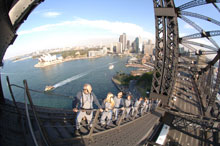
[53,71,91,88]
[52,61,118,89]
[108,61,118,65]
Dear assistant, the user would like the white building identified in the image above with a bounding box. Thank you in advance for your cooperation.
[39,54,57,62]
[88,48,107,57]
[119,33,127,51]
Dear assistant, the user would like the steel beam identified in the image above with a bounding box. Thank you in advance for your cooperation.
[151,0,179,106]
[178,0,220,11]
[161,111,220,145]
[181,30,220,40]
[180,11,220,26]
[207,61,220,113]
[181,40,218,51]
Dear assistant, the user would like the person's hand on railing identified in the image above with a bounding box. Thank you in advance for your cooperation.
[73,108,78,112]
[99,108,103,112]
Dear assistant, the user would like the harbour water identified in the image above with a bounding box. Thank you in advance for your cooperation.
[1,55,135,109]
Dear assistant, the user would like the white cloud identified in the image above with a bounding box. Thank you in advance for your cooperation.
[18,21,72,35]
[18,18,154,39]
[43,12,61,18]
[7,18,155,59]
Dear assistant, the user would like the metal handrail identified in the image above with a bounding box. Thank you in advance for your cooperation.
[6,76,27,145]
[23,80,51,146]
[6,76,21,116]
[88,109,100,140]
[24,87,39,146]
[10,83,73,99]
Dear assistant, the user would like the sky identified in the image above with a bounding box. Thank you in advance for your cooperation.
[4,0,220,59]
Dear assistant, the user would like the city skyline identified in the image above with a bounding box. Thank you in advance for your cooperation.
[4,0,219,59]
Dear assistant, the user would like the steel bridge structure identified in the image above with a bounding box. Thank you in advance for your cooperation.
[0,0,220,146]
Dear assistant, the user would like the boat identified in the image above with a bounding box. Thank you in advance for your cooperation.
[109,64,114,70]
[44,85,54,91]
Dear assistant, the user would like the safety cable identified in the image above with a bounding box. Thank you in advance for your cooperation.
[10,84,74,99]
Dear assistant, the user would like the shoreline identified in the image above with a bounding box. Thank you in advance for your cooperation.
[34,55,104,68]
[111,77,129,94]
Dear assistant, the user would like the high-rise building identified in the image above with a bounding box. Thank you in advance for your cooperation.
[143,40,154,55]
[119,33,127,52]
[134,37,139,53]
[110,43,114,53]
[138,36,143,53]
[127,40,130,50]
[116,42,122,53]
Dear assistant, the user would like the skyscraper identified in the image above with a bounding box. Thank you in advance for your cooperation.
[119,33,127,52]
[127,40,130,50]
[116,42,122,53]
[134,37,139,53]
[143,40,154,55]
[138,36,143,53]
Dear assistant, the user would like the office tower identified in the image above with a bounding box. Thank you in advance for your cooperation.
[143,40,154,55]
[127,40,130,50]
[119,33,127,52]
[134,37,139,53]
[116,42,122,53]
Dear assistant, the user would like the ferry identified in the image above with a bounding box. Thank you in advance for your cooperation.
[44,85,54,91]
[109,64,114,70]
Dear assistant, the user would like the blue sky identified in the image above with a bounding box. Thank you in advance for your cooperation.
[4,0,220,59]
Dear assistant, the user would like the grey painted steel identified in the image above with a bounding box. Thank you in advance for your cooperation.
[181,40,218,51]
[23,80,51,146]
[88,109,100,140]
[6,76,21,115]
[179,15,220,50]
[0,0,17,65]
[180,11,220,26]
[181,30,220,41]
[0,0,44,65]
[24,86,39,146]
[162,111,219,145]
[212,2,220,13]
[9,0,44,29]
[151,0,179,106]
[0,100,160,146]
[208,61,220,110]
[178,0,220,11]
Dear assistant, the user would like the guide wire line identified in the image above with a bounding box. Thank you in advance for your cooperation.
[10,84,74,99]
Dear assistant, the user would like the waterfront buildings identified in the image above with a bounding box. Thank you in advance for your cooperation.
[143,40,154,56]
[88,47,108,57]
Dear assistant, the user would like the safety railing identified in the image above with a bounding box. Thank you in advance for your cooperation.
[5,76,159,142]
[23,80,52,146]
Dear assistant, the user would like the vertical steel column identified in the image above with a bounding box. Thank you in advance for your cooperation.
[207,60,220,114]
[151,0,166,95]
[23,80,51,146]
[88,110,100,141]
[6,76,20,114]
[151,0,179,105]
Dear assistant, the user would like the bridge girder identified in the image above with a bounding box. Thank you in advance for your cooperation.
[151,0,179,106]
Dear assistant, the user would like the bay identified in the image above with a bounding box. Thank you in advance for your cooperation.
[1,55,134,109]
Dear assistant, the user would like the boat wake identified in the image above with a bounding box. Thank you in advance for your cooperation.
[108,61,118,65]
[51,61,119,89]
[53,71,91,89]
